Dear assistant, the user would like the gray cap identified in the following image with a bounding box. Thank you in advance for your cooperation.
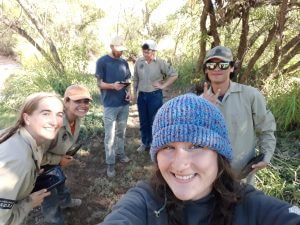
[204,46,233,64]
[142,40,158,51]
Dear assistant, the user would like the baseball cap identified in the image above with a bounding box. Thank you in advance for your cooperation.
[110,36,127,51]
[142,40,158,51]
[204,46,233,64]
[64,84,92,101]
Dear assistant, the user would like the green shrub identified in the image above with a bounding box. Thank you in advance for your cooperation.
[263,76,300,131]
[173,58,198,90]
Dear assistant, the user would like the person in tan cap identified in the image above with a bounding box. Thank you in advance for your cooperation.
[41,84,92,225]
[95,35,131,177]
[0,92,64,225]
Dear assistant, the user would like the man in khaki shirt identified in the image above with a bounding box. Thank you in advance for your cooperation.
[133,40,178,152]
[202,46,276,184]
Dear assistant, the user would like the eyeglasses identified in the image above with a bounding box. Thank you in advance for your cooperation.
[205,62,231,70]
[73,99,91,105]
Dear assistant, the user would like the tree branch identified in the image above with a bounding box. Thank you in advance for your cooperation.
[206,0,220,46]
[283,60,300,74]
[239,24,277,83]
[196,0,209,76]
[15,0,64,73]
[2,16,59,71]
[236,6,250,77]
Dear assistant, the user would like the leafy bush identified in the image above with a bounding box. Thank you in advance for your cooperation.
[263,75,300,131]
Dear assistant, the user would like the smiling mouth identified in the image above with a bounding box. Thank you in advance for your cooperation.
[173,173,196,181]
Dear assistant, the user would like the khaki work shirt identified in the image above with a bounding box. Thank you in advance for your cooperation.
[42,115,81,165]
[205,82,276,172]
[133,57,177,93]
[0,128,42,225]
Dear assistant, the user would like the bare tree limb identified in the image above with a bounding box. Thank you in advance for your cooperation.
[260,33,300,74]
[15,0,64,73]
[239,24,277,83]
[283,60,300,74]
[2,16,59,71]
[271,0,289,70]
[279,41,300,68]
[196,0,209,76]
[236,6,250,77]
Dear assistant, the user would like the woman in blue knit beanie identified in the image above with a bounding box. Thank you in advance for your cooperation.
[99,94,300,225]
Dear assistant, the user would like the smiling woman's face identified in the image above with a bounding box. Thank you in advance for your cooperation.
[157,142,218,201]
[24,97,64,145]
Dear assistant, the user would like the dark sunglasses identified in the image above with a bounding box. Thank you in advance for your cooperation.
[73,99,91,104]
[205,62,231,70]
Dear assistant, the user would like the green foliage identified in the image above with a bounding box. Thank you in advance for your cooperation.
[173,58,198,90]
[263,75,300,131]
[79,108,104,139]
[257,131,300,205]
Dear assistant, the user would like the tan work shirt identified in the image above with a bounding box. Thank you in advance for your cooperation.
[205,82,276,172]
[42,115,81,165]
[0,128,42,225]
[133,57,177,93]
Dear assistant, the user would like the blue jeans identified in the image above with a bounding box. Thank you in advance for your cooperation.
[103,104,129,165]
[137,90,163,147]
[41,182,70,225]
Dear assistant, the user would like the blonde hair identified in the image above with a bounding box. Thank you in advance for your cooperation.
[0,92,62,143]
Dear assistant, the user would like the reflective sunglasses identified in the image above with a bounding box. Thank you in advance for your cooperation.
[205,62,231,70]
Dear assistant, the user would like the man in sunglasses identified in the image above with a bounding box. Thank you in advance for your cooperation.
[202,46,276,184]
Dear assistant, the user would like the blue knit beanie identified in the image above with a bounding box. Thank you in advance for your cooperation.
[150,94,232,161]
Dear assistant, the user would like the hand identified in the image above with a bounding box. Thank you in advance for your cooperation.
[125,92,133,102]
[113,82,125,91]
[59,155,73,167]
[38,168,44,175]
[30,189,50,208]
[251,161,268,173]
[202,82,220,105]
[152,81,165,90]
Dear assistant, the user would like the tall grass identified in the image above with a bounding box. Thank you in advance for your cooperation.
[263,75,300,131]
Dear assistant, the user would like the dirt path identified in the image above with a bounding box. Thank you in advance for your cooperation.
[0,55,20,91]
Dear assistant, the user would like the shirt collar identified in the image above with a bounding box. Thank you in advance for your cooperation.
[208,81,241,103]
[141,56,157,63]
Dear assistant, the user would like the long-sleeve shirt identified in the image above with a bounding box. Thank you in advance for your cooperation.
[0,128,42,225]
[204,81,276,172]
[98,181,300,225]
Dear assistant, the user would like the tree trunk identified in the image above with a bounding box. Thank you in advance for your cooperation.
[207,0,220,46]
[236,6,250,78]
[196,1,209,77]
[239,24,277,83]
